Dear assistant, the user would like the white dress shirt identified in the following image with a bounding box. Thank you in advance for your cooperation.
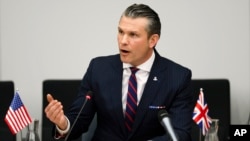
[122,51,155,114]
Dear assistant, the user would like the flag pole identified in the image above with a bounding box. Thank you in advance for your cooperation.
[199,88,203,141]
[199,129,202,141]
[247,112,250,125]
[16,88,19,93]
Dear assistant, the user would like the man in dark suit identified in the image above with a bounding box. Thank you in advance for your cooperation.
[45,3,193,141]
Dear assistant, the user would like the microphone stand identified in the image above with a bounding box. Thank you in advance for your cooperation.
[64,91,92,141]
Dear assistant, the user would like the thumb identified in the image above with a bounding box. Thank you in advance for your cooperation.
[47,94,54,103]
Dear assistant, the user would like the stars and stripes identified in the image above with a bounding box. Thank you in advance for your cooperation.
[4,91,32,134]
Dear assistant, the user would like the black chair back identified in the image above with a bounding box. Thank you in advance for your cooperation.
[0,81,16,141]
[191,79,230,141]
[42,80,82,141]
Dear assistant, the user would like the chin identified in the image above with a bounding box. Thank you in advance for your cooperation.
[120,56,129,64]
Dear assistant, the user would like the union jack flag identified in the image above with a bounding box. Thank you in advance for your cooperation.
[192,88,212,136]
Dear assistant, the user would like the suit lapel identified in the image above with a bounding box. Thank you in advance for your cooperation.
[109,56,127,136]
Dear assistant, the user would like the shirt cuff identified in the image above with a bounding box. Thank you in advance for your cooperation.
[56,116,70,135]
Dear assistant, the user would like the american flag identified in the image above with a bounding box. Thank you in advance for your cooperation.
[192,88,212,136]
[4,91,32,134]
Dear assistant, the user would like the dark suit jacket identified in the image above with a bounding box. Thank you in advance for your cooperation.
[65,50,193,141]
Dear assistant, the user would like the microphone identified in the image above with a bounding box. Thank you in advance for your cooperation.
[64,91,93,141]
[158,109,179,141]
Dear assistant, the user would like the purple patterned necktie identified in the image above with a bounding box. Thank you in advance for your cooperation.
[125,67,139,132]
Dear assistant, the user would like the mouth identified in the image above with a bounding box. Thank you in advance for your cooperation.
[120,49,130,55]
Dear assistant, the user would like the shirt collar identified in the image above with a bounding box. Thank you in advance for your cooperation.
[123,51,155,72]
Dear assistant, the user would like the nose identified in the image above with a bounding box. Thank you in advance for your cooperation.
[119,34,128,45]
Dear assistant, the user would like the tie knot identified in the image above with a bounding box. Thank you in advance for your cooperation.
[130,67,139,74]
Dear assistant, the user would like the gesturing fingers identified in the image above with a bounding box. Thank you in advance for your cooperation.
[44,96,64,124]
[47,94,54,103]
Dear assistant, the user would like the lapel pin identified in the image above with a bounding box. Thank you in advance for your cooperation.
[153,76,158,81]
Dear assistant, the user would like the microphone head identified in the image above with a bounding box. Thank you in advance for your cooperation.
[86,91,93,100]
[158,109,169,121]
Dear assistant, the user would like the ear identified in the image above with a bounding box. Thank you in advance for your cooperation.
[149,34,160,48]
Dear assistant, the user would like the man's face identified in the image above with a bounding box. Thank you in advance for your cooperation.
[117,16,158,66]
